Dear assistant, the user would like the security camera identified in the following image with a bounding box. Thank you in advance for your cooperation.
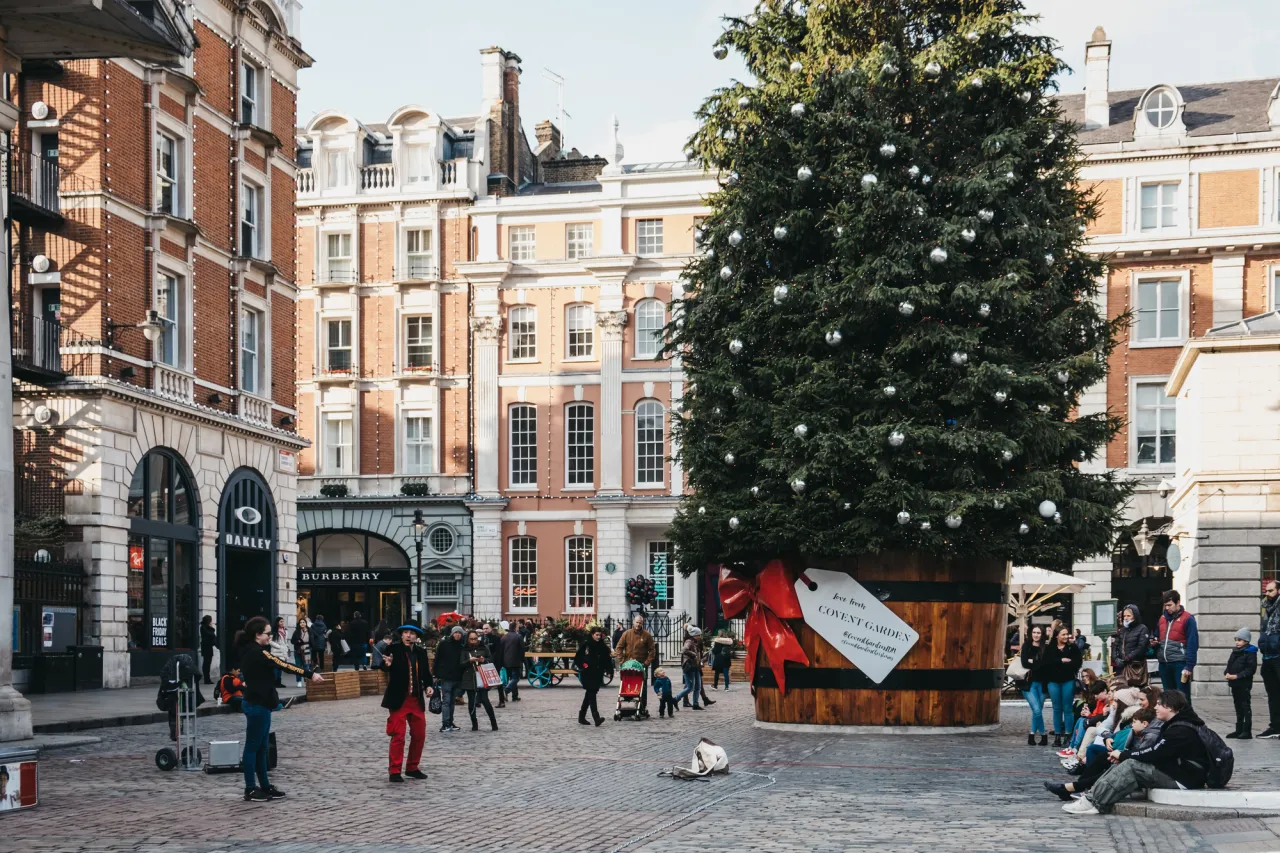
[1157,478,1175,500]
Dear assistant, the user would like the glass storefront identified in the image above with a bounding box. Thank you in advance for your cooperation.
[297,532,411,629]
[126,450,198,656]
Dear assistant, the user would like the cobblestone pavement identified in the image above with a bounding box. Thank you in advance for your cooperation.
[4,686,1279,853]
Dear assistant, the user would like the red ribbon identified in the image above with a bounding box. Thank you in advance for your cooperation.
[719,560,810,694]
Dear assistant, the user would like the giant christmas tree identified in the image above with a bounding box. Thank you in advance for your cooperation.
[670,0,1129,578]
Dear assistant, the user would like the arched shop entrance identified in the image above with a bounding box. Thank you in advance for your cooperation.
[297,532,411,629]
[126,448,200,678]
[1113,517,1175,635]
[218,468,277,664]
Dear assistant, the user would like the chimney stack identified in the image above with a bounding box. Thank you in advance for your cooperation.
[1084,26,1111,129]
[535,120,562,159]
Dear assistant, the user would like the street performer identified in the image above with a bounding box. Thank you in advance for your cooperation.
[380,623,434,783]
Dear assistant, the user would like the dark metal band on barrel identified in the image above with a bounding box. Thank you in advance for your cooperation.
[847,581,1009,604]
[752,668,1005,691]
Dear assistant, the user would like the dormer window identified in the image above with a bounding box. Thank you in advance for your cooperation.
[1144,89,1178,130]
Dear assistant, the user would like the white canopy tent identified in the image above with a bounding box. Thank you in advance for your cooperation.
[1008,565,1095,646]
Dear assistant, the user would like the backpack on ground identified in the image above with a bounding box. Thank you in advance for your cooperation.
[1177,721,1234,789]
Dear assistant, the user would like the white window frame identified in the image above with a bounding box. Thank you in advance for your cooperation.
[324,231,355,282]
[404,143,431,184]
[404,228,434,280]
[565,401,594,489]
[240,181,262,259]
[325,148,354,190]
[1129,271,1190,348]
[1129,376,1176,472]
[1270,265,1280,312]
[1139,180,1181,232]
[403,412,434,475]
[1144,89,1178,130]
[636,219,664,256]
[324,317,354,374]
[154,269,189,370]
[648,540,674,611]
[402,314,434,373]
[565,536,595,613]
[508,403,538,489]
[240,59,261,126]
[565,303,595,360]
[322,411,354,474]
[566,223,593,260]
[508,305,537,361]
[634,299,665,359]
[634,399,665,488]
[155,130,181,216]
[509,226,536,262]
[509,536,538,614]
[240,306,261,395]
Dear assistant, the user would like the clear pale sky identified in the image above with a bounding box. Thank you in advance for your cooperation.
[295,1,1280,165]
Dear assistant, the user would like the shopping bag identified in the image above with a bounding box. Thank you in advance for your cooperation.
[478,662,503,689]
[428,690,443,715]
[339,639,351,654]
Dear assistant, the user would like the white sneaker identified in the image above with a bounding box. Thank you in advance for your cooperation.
[1062,797,1099,815]
[1060,758,1081,770]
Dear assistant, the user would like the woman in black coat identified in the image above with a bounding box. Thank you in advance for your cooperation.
[199,615,218,685]
[1110,603,1151,685]
[573,625,614,726]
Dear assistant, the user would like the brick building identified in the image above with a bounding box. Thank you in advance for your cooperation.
[9,0,311,692]
[1060,28,1280,693]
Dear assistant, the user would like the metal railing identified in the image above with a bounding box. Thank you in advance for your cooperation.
[12,313,96,380]
[9,147,62,216]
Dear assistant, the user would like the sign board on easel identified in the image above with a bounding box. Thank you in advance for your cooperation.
[794,569,920,683]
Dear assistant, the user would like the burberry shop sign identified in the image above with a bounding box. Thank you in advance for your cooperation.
[299,569,412,585]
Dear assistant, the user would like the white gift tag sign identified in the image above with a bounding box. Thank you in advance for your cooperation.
[794,568,920,684]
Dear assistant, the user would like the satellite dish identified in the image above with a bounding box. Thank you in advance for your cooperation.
[1166,542,1182,574]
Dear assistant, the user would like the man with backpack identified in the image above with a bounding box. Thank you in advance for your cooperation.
[1257,581,1280,738]
[1063,690,1228,815]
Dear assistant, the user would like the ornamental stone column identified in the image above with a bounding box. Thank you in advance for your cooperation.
[597,310,628,496]
[470,314,503,498]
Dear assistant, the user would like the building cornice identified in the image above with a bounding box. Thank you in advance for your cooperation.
[1166,334,1280,395]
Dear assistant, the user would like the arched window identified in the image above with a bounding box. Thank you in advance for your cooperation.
[566,536,594,611]
[1144,89,1178,130]
[565,402,594,487]
[126,449,199,652]
[510,536,537,612]
[635,299,665,358]
[635,400,665,487]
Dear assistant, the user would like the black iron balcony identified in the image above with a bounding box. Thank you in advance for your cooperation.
[9,147,63,224]
[12,313,92,384]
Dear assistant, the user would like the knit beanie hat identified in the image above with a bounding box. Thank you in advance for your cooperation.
[1235,627,1252,643]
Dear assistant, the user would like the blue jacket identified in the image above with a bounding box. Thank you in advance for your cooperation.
[652,675,673,697]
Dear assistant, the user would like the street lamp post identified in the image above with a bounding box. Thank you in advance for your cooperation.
[412,510,426,621]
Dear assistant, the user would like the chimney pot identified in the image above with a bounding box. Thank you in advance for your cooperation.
[1084,26,1112,130]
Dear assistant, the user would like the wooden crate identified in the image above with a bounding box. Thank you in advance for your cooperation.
[359,669,387,696]
[306,670,361,702]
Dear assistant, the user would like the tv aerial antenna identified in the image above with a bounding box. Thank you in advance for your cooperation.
[542,68,572,149]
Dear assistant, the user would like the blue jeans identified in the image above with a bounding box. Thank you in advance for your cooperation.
[438,680,460,728]
[1159,661,1192,706]
[1069,716,1090,749]
[242,702,273,791]
[674,670,702,708]
[293,652,307,685]
[1021,682,1046,734]
[503,666,521,698]
[713,668,730,689]
[1047,681,1074,734]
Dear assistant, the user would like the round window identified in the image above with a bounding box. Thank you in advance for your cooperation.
[429,525,455,554]
[1144,89,1177,130]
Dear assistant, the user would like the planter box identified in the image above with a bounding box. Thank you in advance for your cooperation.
[306,670,361,702]
[359,670,387,696]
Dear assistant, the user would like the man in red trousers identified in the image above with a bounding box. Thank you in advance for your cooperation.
[380,623,434,782]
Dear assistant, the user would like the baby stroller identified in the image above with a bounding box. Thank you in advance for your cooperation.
[614,659,645,722]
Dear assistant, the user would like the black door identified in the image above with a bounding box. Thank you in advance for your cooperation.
[223,549,272,660]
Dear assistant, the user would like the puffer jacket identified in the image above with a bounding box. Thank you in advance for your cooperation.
[1261,597,1280,659]
[1110,603,1150,668]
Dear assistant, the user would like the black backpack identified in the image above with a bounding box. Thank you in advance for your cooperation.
[1176,721,1234,789]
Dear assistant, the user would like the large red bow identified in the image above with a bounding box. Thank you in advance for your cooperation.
[719,560,810,694]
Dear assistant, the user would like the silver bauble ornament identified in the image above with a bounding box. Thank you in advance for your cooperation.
[728,339,744,355]
[888,430,905,447]
[1038,404,1051,413]
[919,520,932,531]
[950,351,968,366]
[1005,272,1018,282]
[921,174,932,184]
[794,424,809,439]
[713,45,728,60]
[720,266,733,281]
[908,165,921,179]
[726,171,739,186]
[1053,511,1062,524]
[706,248,715,259]
[966,30,980,42]
[843,502,851,510]
[978,302,991,318]
[978,208,995,223]
[773,224,789,240]
[750,485,760,497]
[790,60,803,73]
[897,510,911,525]
[994,390,1008,403]
[930,246,949,264]
[879,142,897,158]
[971,75,984,88]
[773,285,790,304]
[1044,253,1055,265]
[725,129,737,142]
[1055,370,1069,384]
[790,478,806,494]
[1019,90,1033,103]
[713,407,723,417]
[1001,450,1014,463]
[724,452,736,466]
[790,102,806,118]
[924,61,942,77]
[694,228,706,244]
[737,95,750,108]
[835,226,845,237]
[991,140,1003,153]
[698,506,706,515]
[797,165,813,181]
[883,385,897,397]
[729,516,740,530]
[732,385,743,398]
[961,228,976,243]
[881,61,898,77]
[1019,522,1030,535]
[825,329,842,346]
[861,173,878,189]
[915,205,926,217]
[945,514,962,529]
[898,301,915,317]
[993,498,1006,510]
[1038,500,1056,518]
[728,229,743,247]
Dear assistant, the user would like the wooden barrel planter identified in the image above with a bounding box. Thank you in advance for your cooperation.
[753,552,1007,728]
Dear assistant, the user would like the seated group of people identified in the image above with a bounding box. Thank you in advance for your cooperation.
[1044,681,1214,816]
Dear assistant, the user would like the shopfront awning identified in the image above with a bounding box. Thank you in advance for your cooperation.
[0,0,193,66]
